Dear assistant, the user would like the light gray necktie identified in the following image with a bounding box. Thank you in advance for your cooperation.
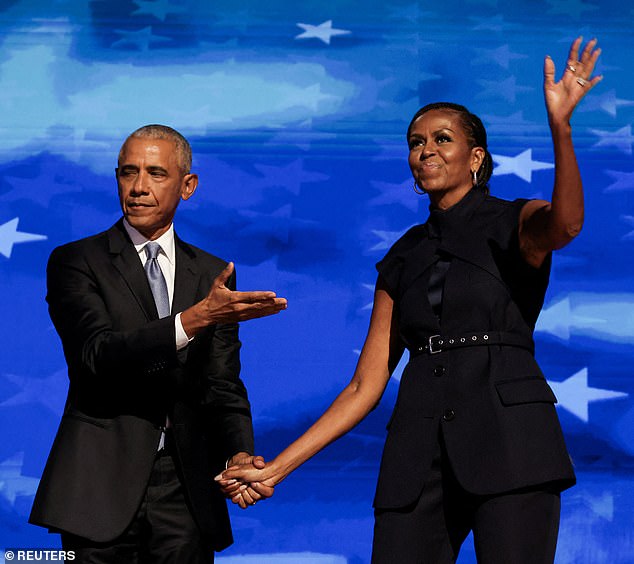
[144,241,170,319]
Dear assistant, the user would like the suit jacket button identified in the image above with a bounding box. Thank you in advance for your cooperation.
[434,365,445,377]
[443,409,455,421]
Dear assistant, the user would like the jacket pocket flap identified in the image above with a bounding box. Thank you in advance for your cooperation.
[495,378,557,406]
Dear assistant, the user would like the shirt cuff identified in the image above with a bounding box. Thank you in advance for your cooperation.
[175,312,194,350]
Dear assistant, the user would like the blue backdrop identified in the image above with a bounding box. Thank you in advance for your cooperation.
[0,1,633,563]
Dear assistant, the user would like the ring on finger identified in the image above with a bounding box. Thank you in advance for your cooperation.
[567,64,576,73]
[576,77,588,87]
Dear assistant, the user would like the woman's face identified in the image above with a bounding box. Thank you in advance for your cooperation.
[408,109,484,208]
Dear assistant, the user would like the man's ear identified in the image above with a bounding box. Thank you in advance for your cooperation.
[181,173,198,200]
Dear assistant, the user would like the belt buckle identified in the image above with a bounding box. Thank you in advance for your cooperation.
[428,334,442,354]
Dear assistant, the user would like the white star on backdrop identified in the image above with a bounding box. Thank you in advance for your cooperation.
[470,15,516,33]
[548,367,628,423]
[254,159,329,196]
[603,170,634,193]
[388,4,436,23]
[590,125,634,155]
[546,0,599,19]
[481,111,539,136]
[492,149,554,183]
[112,26,171,50]
[281,83,340,112]
[369,226,415,252]
[132,0,186,21]
[536,292,634,343]
[0,218,47,259]
[620,215,634,240]
[368,179,420,212]
[580,89,634,117]
[238,204,319,247]
[0,452,39,506]
[583,491,614,521]
[472,44,528,70]
[1,162,83,207]
[295,20,351,45]
[360,283,375,311]
[1,370,67,415]
[477,76,533,104]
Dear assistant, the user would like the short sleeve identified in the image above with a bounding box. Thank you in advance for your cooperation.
[375,224,426,300]
[376,252,403,299]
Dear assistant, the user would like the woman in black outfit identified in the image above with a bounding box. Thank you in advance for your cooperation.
[217,37,602,563]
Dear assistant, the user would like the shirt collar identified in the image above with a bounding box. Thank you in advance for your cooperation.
[122,218,176,266]
[426,188,486,240]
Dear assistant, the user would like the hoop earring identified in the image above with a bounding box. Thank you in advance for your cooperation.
[472,169,478,187]
[413,180,426,195]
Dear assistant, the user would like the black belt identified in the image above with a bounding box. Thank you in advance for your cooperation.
[409,331,534,356]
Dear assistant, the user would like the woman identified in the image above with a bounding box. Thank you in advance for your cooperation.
[217,37,602,563]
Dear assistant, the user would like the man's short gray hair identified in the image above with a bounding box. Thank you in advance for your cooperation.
[120,124,192,174]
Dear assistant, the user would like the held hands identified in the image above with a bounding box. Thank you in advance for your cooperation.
[544,37,602,127]
[214,453,277,509]
[181,262,287,337]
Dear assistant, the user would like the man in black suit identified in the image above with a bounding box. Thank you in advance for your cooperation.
[29,125,286,563]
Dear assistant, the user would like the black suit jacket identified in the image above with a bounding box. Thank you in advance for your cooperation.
[29,220,253,551]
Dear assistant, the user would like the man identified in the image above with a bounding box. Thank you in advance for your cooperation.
[29,125,286,563]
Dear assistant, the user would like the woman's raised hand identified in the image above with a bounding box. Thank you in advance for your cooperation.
[544,37,602,126]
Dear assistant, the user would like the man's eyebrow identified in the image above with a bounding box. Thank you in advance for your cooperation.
[146,165,168,173]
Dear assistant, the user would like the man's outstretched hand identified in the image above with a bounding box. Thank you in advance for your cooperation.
[181,262,287,338]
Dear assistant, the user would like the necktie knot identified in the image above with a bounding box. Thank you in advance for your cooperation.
[144,241,162,261]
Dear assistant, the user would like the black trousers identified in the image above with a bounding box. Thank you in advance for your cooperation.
[372,432,561,564]
[62,448,214,564]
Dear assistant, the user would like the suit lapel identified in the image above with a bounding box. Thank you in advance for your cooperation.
[173,235,200,314]
[108,220,158,320]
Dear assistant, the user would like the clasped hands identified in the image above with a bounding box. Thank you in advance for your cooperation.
[215,453,276,509]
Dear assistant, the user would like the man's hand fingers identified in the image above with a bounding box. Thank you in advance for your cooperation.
[231,492,247,509]
[213,261,235,289]
[240,488,256,505]
[231,299,287,322]
[233,290,280,303]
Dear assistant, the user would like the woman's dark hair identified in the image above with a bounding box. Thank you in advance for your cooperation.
[407,102,493,192]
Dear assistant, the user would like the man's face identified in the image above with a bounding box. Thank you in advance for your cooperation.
[116,137,197,240]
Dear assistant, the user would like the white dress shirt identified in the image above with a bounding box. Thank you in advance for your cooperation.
[123,219,192,350]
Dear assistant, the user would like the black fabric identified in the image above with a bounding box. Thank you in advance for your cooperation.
[62,452,215,564]
[372,428,561,564]
[373,189,575,510]
[30,220,253,551]
[427,257,451,321]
